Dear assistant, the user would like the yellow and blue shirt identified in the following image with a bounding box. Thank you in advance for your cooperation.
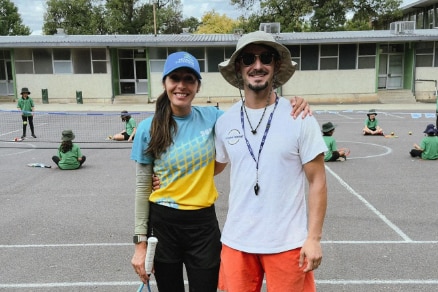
[131,106,223,210]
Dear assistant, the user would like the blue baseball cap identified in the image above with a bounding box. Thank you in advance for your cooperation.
[162,52,202,80]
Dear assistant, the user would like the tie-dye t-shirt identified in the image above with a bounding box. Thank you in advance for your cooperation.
[131,106,223,210]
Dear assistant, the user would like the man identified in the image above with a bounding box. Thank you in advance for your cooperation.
[214,30,328,292]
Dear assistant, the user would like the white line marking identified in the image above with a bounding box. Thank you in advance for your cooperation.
[2,279,438,288]
[337,141,392,159]
[317,279,438,285]
[325,165,413,242]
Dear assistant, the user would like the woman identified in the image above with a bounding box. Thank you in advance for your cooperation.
[130,51,309,292]
[52,130,86,170]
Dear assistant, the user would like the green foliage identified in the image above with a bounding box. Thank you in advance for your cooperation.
[196,10,239,34]
[0,0,31,35]
[310,0,352,31]
[231,0,403,32]
[43,0,100,35]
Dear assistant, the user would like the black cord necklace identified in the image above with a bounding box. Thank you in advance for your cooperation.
[242,90,272,134]
[240,94,279,195]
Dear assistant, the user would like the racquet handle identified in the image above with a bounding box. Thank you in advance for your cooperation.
[145,236,158,275]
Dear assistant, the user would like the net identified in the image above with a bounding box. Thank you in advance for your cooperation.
[0,109,153,149]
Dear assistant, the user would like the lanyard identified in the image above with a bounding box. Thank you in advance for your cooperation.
[240,94,279,195]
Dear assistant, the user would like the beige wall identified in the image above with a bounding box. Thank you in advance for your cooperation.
[414,68,438,101]
[16,74,113,103]
[12,67,379,105]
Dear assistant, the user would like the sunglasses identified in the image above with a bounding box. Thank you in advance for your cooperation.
[239,52,276,66]
[168,74,197,84]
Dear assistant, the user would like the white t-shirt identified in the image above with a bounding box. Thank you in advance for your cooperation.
[215,96,327,253]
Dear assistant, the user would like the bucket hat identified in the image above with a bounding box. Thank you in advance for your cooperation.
[20,87,31,94]
[322,122,336,133]
[423,124,437,134]
[367,109,377,116]
[61,130,75,141]
[218,30,296,89]
[162,52,202,80]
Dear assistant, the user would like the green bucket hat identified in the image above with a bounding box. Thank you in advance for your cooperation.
[61,130,75,141]
[20,87,31,94]
[218,30,296,89]
[367,109,377,116]
[322,122,336,133]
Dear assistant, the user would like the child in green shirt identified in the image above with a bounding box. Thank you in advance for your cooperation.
[16,87,37,139]
[363,109,383,135]
[410,124,438,160]
[52,130,86,170]
[322,122,350,162]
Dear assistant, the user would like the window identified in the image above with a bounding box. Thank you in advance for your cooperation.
[287,45,301,70]
[91,49,107,73]
[416,42,433,67]
[73,49,91,73]
[207,47,224,72]
[15,48,34,74]
[339,44,356,70]
[320,45,338,70]
[53,49,72,74]
[358,43,376,69]
[34,49,53,74]
[301,45,318,70]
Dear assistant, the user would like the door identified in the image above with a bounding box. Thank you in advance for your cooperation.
[386,54,403,89]
[135,60,147,94]
[0,60,13,96]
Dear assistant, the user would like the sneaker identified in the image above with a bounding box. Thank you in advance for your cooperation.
[105,136,113,140]
[31,134,37,138]
[337,157,346,162]
[21,135,26,139]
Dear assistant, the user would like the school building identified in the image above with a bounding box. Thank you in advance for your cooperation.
[1,0,438,105]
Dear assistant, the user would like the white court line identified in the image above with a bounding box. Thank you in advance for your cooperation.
[2,279,438,289]
[318,279,438,285]
[325,165,413,242]
[337,141,392,160]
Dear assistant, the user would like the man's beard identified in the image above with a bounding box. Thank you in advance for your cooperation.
[248,81,269,92]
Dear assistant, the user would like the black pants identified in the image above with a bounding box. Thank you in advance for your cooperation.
[52,156,86,169]
[410,149,422,158]
[149,203,221,292]
[21,115,35,136]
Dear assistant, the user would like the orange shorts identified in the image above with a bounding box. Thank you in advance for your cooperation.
[218,244,315,292]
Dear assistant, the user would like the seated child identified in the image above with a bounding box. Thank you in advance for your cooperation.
[410,124,438,160]
[52,130,86,170]
[108,110,136,141]
[363,109,384,135]
[322,122,350,162]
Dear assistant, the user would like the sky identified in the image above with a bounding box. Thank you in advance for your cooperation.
[10,0,242,35]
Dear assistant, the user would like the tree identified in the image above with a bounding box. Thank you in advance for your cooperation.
[0,0,31,35]
[181,17,200,33]
[349,0,403,30]
[43,0,101,35]
[196,11,239,34]
[231,0,313,32]
[310,0,353,31]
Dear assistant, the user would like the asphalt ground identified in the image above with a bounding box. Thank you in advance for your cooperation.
[1,101,438,291]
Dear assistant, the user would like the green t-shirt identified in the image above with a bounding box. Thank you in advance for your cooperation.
[58,143,83,170]
[126,117,136,136]
[364,118,379,130]
[323,135,337,161]
[17,97,34,116]
[420,136,438,160]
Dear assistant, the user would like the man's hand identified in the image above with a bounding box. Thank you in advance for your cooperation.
[299,239,323,272]
[290,96,312,119]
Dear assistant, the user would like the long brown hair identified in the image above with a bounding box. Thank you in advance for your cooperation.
[145,91,177,159]
[60,141,73,153]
